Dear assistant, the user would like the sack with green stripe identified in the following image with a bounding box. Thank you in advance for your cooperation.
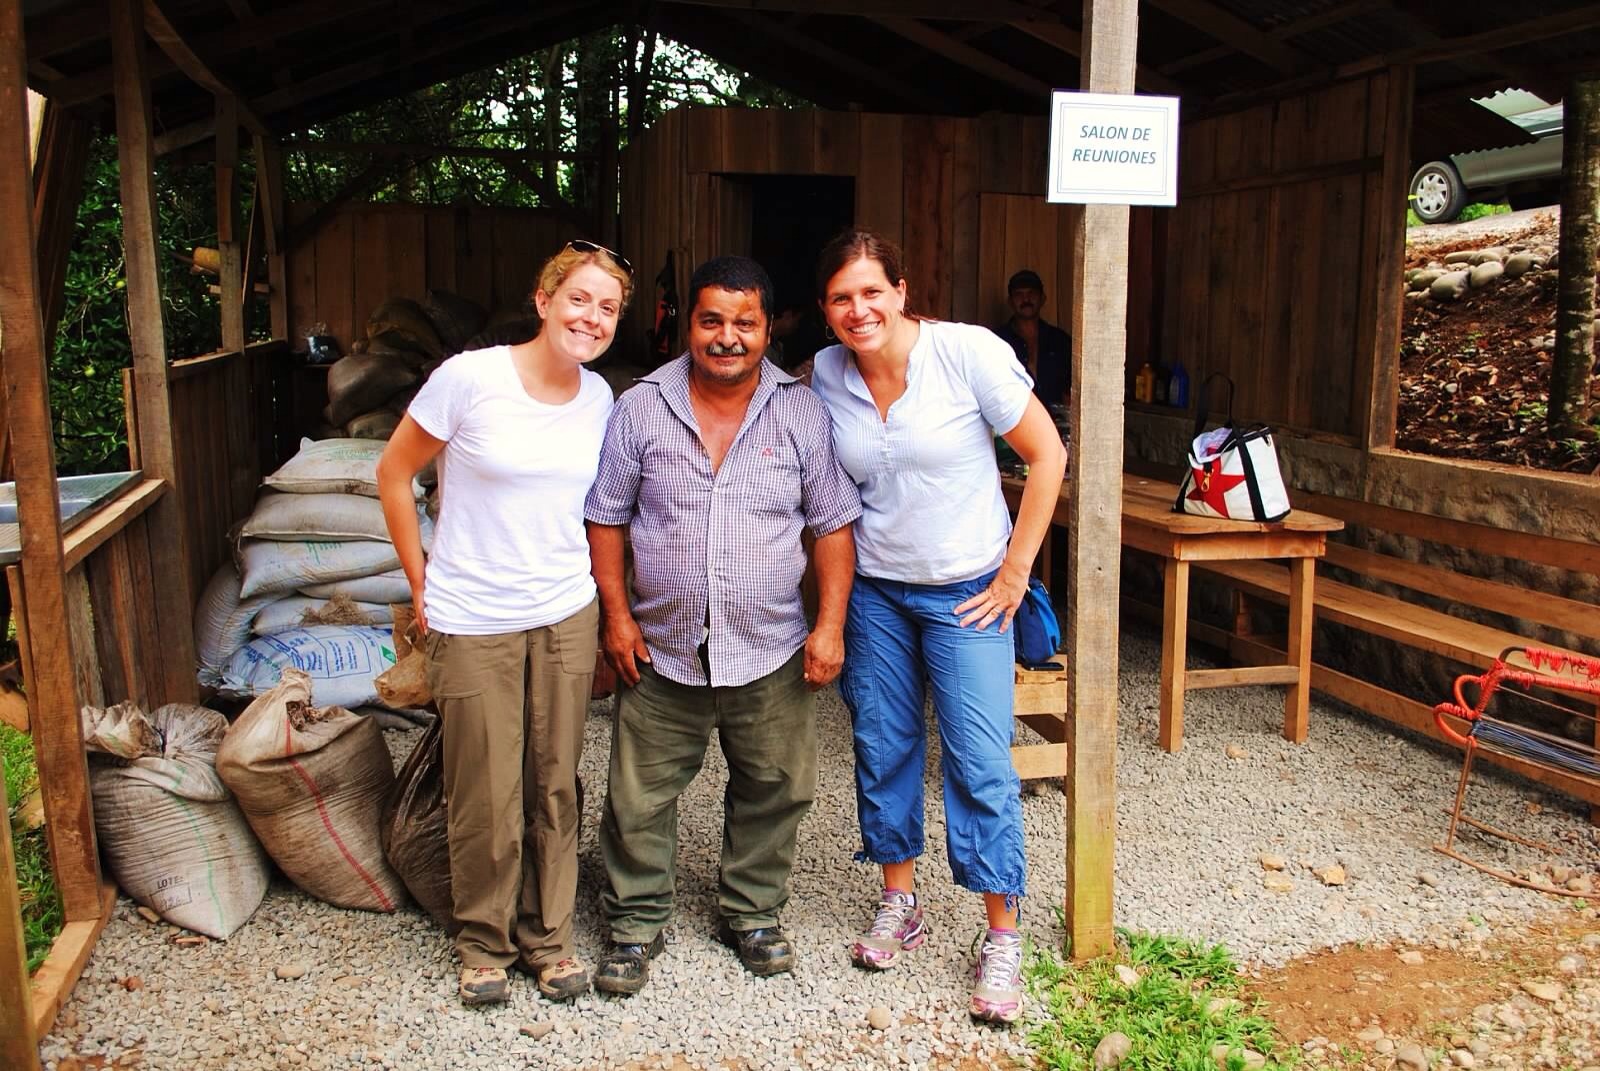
[83,702,269,940]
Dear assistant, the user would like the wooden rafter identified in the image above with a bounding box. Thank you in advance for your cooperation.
[669,0,1051,22]
[1013,19,1184,95]
[875,16,1051,98]
[1390,6,1563,107]
[43,0,395,106]
[283,140,595,161]
[729,11,924,107]
[142,0,271,136]
[1344,4,1600,77]
[1145,0,1314,76]
[1158,0,1389,77]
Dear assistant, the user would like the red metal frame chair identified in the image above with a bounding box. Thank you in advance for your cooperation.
[1433,646,1600,896]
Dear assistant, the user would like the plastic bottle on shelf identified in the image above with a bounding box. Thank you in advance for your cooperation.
[1134,361,1156,404]
[1168,361,1189,408]
[1153,363,1169,405]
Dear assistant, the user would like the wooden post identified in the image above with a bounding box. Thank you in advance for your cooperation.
[1063,0,1138,962]
[1358,65,1413,450]
[1,773,42,1071]
[216,93,244,352]
[253,134,288,340]
[0,0,103,924]
[110,0,200,706]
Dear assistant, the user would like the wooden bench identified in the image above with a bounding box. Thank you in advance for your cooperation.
[1187,490,1600,811]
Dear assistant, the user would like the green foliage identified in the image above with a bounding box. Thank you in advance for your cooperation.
[1458,202,1512,223]
[51,30,796,475]
[51,137,223,475]
[285,31,805,208]
[1406,201,1512,228]
[1024,930,1294,1071]
[2,724,60,973]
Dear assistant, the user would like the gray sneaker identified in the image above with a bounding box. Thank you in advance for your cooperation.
[852,889,926,970]
[969,928,1025,1024]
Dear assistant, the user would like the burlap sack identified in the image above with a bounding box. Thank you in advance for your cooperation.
[84,702,268,939]
[375,605,430,709]
[216,668,406,912]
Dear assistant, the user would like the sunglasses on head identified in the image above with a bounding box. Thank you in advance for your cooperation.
[566,239,633,276]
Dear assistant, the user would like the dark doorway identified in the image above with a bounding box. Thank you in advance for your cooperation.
[746,175,854,374]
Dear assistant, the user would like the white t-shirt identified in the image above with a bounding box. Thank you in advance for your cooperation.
[811,320,1033,585]
[407,346,613,634]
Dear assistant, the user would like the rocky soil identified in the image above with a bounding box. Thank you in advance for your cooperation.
[1401,208,1600,475]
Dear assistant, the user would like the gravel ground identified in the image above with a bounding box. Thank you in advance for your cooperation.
[40,629,1599,1070]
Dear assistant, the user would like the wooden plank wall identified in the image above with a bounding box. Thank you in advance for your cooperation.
[620,106,1163,364]
[1160,74,1387,442]
[285,203,571,352]
[127,341,291,598]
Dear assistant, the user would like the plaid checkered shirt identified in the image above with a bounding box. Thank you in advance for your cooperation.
[585,355,862,688]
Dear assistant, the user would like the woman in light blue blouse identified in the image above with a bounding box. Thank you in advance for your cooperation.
[809,229,1066,1025]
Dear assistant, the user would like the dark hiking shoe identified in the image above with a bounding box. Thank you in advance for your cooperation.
[594,933,666,995]
[458,966,509,1006]
[716,921,796,976]
[536,957,592,1001]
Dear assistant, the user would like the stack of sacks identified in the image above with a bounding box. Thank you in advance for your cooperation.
[326,291,487,440]
[197,438,431,714]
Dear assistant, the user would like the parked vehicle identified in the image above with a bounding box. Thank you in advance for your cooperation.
[1408,91,1564,224]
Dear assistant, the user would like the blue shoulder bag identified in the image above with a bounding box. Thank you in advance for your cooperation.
[1012,577,1062,670]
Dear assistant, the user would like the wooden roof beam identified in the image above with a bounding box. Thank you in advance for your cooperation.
[1158,0,1389,77]
[1383,5,1567,101]
[1013,19,1184,95]
[154,4,587,154]
[874,16,1051,99]
[1144,0,1315,76]
[665,0,1050,23]
[1342,4,1600,77]
[142,1,270,137]
[727,10,925,108]
[44,0,394,107]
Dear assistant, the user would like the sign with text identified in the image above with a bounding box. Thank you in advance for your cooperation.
[1046,91,1180,206]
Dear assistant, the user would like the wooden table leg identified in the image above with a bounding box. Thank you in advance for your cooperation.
[1284,556,1314,744]
[1158,557,1189,752]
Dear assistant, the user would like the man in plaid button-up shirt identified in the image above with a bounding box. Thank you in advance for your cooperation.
[585,257,860,995]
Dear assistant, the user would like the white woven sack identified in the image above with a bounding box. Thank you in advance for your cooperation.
[219,625,398,709]
[262,437,420,499]
[241,492,391,542]
[239,492,432,548]
[253,596,393,636]
[237,538,402,599]
[194,563,279,688]
[300,569,413,605]
[216,668,406,912]
[83,702,269,939]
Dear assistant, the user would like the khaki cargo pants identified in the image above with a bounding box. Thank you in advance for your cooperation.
[424,597,598,971]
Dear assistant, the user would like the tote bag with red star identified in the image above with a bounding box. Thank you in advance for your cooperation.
[1172,374,1291,522]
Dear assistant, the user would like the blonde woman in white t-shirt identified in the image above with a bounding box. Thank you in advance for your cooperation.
[377,241,632,1007]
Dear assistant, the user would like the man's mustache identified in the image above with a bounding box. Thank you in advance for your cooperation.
[706,341,748,356]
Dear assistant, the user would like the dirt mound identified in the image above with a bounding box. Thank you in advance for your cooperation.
[1401,210,1600,474]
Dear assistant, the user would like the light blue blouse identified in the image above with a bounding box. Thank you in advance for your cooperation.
[811,319,1034,585]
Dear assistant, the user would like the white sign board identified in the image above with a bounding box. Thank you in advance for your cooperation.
[1046,91,1180,206]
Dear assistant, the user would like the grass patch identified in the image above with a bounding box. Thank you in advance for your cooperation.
[1406,202,1513,228]
[1024,930,1295,1071]
[3,722,63,973]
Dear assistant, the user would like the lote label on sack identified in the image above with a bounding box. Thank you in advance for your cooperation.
[151,873,194,911]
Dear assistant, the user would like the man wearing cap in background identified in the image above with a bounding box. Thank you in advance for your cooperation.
[994,269,1072,411]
